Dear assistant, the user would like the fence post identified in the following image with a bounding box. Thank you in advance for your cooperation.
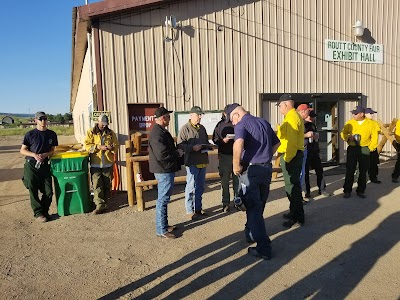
[125,140,136,207]
[133,161,145,211]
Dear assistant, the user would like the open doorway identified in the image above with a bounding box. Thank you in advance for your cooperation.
[261,93,362,165]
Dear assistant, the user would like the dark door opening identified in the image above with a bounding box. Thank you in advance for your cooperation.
[261,93,362,165]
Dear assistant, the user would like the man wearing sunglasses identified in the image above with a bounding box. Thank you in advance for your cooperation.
[20,111,58,223]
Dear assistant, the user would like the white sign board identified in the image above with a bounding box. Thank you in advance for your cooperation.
[325,39,383,64]
[174,111,222,136]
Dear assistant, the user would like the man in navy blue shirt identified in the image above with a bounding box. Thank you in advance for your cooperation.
[20,112,58,223]
[225,103,280,260]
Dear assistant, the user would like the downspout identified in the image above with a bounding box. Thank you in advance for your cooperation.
[93,20,104,111]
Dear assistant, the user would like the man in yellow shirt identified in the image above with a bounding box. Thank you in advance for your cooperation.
[341,106,378,198]
[277,94,305,228]
[391,119,400,183]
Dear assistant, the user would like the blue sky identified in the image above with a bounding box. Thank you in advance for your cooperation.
[0,1,101,115]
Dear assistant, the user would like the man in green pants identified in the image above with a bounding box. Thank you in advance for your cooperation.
[276,95,305,228]
[84,114,119,214]
[20,112,58,223]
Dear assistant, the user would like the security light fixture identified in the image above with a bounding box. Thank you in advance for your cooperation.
[352,20,365,37]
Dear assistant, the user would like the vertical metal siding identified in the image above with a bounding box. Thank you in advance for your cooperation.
[91,0,400,189]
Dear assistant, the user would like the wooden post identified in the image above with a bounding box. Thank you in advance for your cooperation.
[377,119,397,153]
[131,132,142,155]
[125,140,136,207]
[133,161,144,211]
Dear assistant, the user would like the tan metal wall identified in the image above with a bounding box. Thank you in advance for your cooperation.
[93,0,400,189]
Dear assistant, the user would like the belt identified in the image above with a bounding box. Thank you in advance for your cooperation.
[249,162,271,166]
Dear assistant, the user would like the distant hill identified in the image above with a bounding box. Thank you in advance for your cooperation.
[0,113,34,118]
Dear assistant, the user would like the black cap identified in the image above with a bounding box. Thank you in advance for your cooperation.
[350,106,365,114]
[276,94,293,106]
[154,107,173,118]
[224,103,240,123]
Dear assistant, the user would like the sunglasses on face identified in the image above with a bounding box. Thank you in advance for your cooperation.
[38,117,47,121]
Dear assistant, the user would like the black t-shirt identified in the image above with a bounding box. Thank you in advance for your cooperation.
[304,121,319,153]
[22,128,58,160]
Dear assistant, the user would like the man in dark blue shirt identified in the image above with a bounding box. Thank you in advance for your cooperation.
[20,112,58,223]
[225,103,280,260]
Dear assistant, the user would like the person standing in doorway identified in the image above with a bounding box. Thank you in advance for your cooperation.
[340,106,378,198]
[149,107,183,239]
[177,106,216,220]
[364,107,381,183]
[303,110,331,197]
[212,107,239,212]
[226,103,280,260]
[84,114,119,214]
[276,94,305,228]
[20,111,58,223]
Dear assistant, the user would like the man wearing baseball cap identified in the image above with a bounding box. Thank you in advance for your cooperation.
[364,107,381,183]
[276,94,305,228]
[226,103,280,260]
[20,111,58,222]
[341,106,378,198]
[149,107,183,239]
[177,106,215,220]
[84,113,119,214]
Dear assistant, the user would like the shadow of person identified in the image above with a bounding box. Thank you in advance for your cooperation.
[271,211,400,299]
[96,143,396,299]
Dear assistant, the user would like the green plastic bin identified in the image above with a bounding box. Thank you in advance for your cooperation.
[51,151,91,216]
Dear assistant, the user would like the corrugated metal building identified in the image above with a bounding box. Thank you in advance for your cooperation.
[71,0,400,190]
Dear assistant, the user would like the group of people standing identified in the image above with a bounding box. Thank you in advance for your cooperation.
[21,100,400,260]
[147,95,400,261]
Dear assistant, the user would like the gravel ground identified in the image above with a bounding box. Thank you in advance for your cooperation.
[0,135,399,299]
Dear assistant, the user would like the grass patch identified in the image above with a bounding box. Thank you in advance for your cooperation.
[0,126,74,136]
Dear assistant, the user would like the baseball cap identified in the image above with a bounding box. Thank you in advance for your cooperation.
[224,103,240,123]
[350,106,365,114]
[309,110,317,118]
[98,113,109,125]
[35,111,47,119]
[365,107,377,114]
[297,104,312,111]
[154,107,173,118]
[190,106,205,115]
[276,94,293,106]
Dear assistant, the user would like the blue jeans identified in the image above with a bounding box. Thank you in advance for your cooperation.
[240,164,273,257]
[155,173,175,235]
[185,166,206,213]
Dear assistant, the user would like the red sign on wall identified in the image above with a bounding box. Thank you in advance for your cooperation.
[128,104,160,132]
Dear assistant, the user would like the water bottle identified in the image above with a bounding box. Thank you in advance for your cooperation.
[35,160,42,169]
[234,196,246,211]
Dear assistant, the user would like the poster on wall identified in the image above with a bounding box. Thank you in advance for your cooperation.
[174,110,223,136]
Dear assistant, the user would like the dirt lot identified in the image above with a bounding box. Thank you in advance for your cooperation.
[0,135,399,299]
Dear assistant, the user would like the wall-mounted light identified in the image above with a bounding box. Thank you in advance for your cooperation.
[352,20,365,37]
